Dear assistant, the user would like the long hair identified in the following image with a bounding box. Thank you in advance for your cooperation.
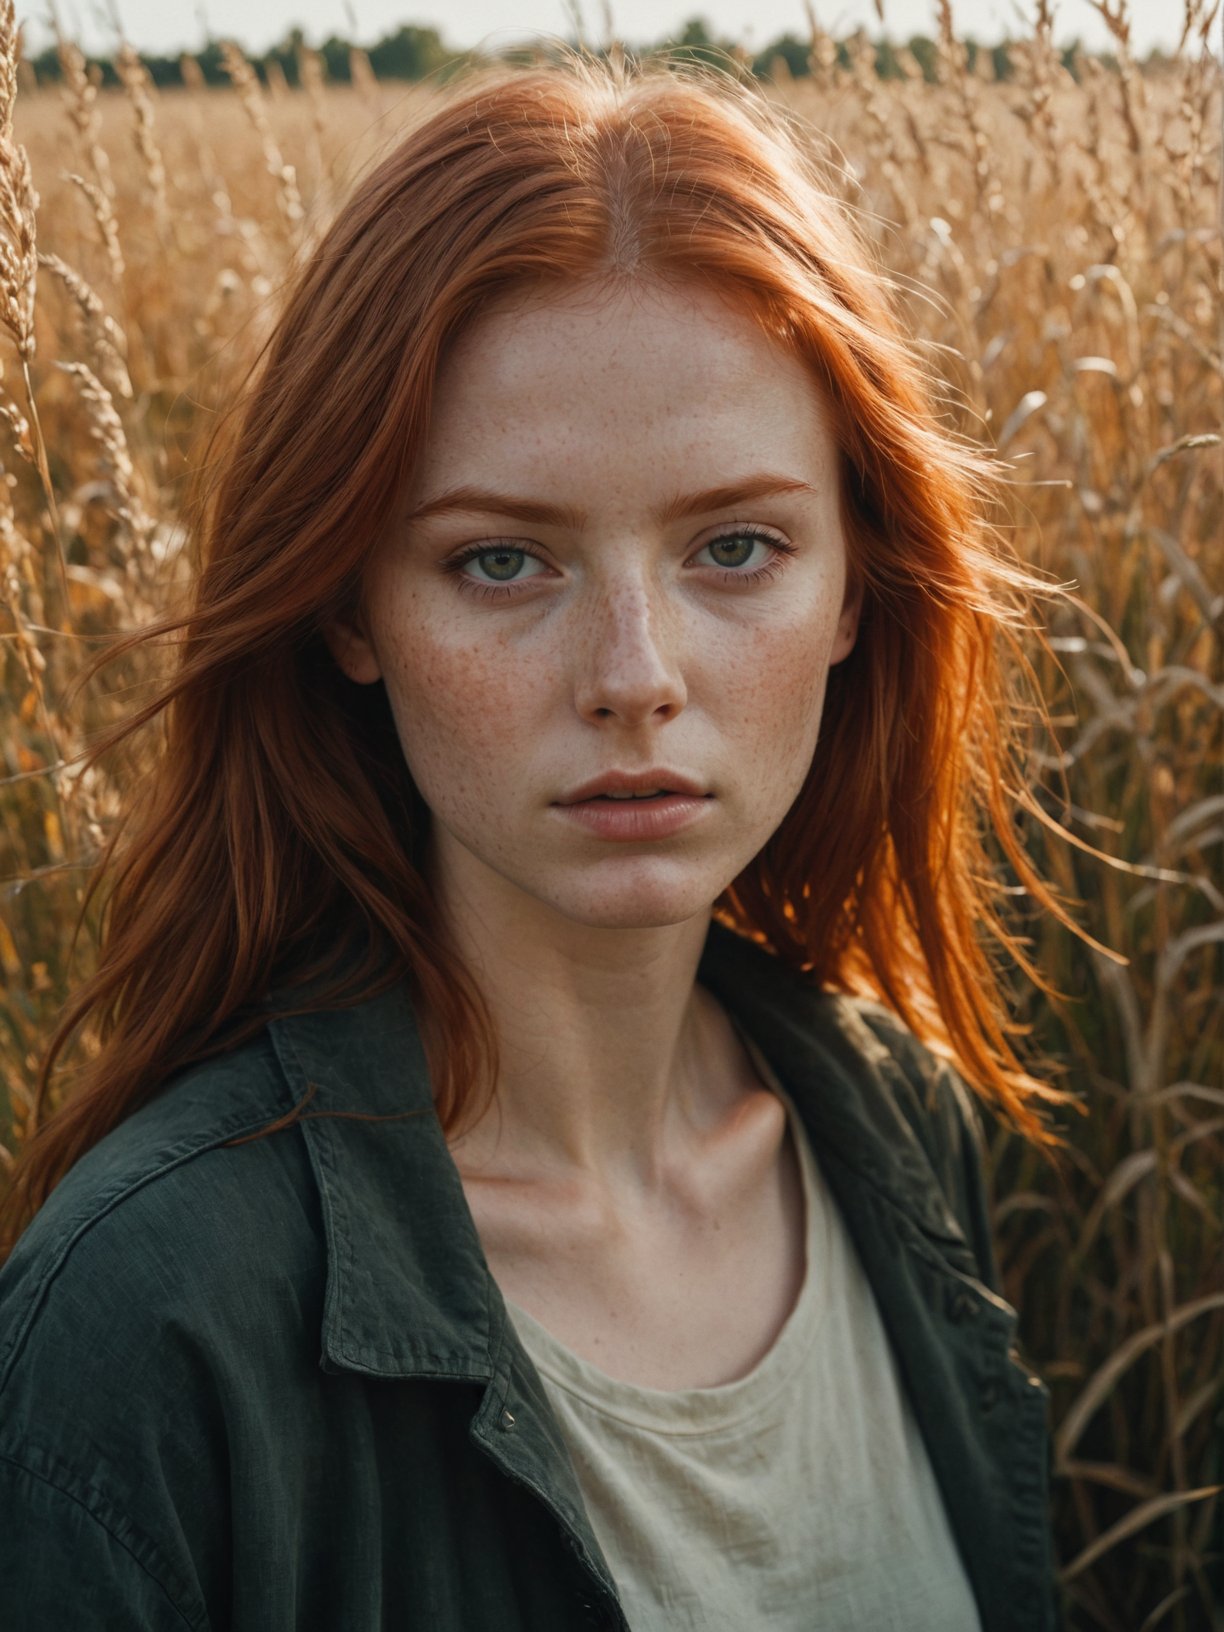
[1,51,1082,1257]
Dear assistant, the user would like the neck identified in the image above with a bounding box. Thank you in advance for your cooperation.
[435,864,746,1191]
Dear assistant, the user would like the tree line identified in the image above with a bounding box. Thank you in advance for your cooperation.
[23,14,1143,91]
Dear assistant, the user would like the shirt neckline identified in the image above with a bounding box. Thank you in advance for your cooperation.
[502,1074,826,1438]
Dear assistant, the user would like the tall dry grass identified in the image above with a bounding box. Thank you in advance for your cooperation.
[0,2,1220,1625]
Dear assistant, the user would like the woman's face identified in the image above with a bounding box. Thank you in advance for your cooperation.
[326,277,861,931]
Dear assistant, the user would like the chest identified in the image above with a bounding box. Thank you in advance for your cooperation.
[459,1113,807,1391]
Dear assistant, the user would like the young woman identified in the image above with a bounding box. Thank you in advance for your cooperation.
[0,53,1072,1631]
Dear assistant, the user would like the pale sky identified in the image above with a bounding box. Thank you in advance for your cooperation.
[20,0,1207,60]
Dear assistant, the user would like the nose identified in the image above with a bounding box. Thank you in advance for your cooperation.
[573,576,687,727]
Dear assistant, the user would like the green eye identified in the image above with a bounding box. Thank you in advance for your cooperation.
[452,546,549,593]
[474,548,528,581]
[692,529,793,580]
[707,535,757,569]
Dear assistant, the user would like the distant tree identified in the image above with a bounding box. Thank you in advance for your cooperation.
[874,38,905,79]
[906,33,938,81]
[28,43,110,86]
[662,16,740,71]
[367,25,452,81]
[314,34,351,82]
[752,31,810,78]
[29,45,60,83]
[677,17,713,46]
[193,42,230,85]
[20,18,1120,93]
[143,53,187,86]
[261,27,310,88]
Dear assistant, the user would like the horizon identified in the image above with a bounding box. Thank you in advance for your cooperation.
[19,0,1211,62]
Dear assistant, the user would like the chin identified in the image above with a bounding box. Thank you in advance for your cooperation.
[540,858,727,931]
[561,899,708,931]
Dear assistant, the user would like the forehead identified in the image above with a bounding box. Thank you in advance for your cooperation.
[413,278,839,495]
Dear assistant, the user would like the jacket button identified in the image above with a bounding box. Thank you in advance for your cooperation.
[500,1408,517,1431]
[981,1381,1001,1413]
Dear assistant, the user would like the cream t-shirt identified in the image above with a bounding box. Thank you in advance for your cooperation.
[503,1066,982,1631]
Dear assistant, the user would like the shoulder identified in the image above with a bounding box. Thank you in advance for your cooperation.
[0,1027,329,1626]
[841,995,991,1163]
[0,1024,324,1430]
[828,993,1002,1288]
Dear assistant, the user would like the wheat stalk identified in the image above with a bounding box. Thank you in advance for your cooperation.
[37,252,131,399]
[52,27,114,203]
[57,360,153,565]
[61,169,124,285]
[219,40,305,234]
[1087,0,1149,154]
[114,43,169,239]
[0,7,36,370]
[0,0,61,564]
[801,0,839,89]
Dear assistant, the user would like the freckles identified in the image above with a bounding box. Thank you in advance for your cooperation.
[376,616,556,842]
[716,616,838,780]
[382,621,506,751]
[722,614,835,706]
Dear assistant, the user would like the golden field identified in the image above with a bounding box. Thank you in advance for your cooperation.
[0,8,1220,1627]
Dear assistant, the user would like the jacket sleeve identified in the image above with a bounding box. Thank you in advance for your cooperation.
[0,1452,205,1631]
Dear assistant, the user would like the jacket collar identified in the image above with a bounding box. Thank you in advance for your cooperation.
[265,919,975,1381]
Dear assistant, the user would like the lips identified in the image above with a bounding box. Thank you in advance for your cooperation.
[550,772,714,842]
[555,770,709,806]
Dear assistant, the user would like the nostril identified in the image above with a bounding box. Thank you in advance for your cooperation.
[575,648,688,725]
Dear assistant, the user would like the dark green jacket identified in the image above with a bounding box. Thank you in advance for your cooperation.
[0,923,1062,1630]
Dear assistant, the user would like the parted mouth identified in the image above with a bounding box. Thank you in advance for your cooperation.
[555,771,710,805]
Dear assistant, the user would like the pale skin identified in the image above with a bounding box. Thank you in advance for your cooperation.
[325,275,861,1390]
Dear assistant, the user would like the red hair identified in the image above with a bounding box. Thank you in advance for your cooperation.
[1,51,1081,1256]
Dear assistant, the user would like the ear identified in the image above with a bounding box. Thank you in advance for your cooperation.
[829,574,864,666]
[321,608,384,685]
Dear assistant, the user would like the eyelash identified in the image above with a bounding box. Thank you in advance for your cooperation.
[441,526,797,603]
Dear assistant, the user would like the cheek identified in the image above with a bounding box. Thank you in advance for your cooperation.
[711,606,841,775]
[373,614,546,801]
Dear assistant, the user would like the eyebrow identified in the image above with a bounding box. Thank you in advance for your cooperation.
[402,473,820,530]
